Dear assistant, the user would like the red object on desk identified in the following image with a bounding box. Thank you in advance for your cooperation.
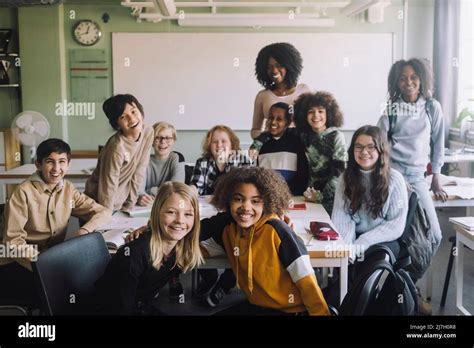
[310,221,339,240]
[289,203,307,210]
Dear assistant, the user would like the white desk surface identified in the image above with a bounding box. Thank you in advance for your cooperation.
[0,158,97,180]
[433,198,474,208]
[444,152,474,163]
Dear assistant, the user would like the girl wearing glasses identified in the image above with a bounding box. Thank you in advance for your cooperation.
[331,125,408,256]
[138,122,185,207]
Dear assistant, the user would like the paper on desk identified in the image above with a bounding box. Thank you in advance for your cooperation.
[425,174,474,187]
[199,197,219,219]
[127,205,152,218]
[426,174,474,199]
[97,216,149,231]
[441,186,474,199]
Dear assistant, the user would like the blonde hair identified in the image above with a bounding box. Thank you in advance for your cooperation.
[149,182,203,272]
[152,121,177,141]
[201,125,240,159]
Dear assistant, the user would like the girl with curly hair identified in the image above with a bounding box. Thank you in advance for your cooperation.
[377,58,446,252]
[294,91,347,215]
[251,91,346,215]
[331,126,408,255]
[251,42,312,139]
[200,167,329,315]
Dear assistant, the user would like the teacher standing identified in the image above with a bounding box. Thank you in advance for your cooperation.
[251,42,312,139]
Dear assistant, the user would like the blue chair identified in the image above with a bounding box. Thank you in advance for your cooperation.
[32,232,110,315]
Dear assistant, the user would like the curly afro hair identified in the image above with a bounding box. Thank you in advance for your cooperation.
[255,42,303,90]
[294,91,344,133]
[387,58,434,102]
[211,167,292,217]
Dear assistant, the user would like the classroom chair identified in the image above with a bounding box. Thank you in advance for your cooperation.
[32,232,110,315]
[171,150,193,184]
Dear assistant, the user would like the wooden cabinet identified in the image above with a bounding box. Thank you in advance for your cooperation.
[0,128,21,172]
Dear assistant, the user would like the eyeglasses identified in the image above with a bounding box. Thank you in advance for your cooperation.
[154,136,174,143]
[354,144,377,153]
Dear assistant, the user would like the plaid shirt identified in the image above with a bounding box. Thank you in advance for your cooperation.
[191,156,249,195]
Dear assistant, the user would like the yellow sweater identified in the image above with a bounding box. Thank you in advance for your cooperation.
[201,213,329,315]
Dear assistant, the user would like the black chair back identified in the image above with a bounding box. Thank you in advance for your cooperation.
[32,232,110,315]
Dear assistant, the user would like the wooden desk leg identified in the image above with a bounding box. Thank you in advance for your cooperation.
[339,257,349,305]
[455,234,471,315]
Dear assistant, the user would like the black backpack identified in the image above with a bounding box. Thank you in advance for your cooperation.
[400,185,435,282]
[339,244,418,316]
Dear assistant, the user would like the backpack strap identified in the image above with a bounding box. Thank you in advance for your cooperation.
[425,98,435,160]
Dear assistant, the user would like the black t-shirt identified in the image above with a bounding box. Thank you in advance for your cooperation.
[95,230,180,315]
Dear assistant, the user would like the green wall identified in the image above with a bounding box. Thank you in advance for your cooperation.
[3,0,435,163]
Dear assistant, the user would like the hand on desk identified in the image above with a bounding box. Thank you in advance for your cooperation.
[137,194,155,206]
[431,173,448,202]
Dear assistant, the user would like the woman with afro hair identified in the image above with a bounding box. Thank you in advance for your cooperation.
[251,42,312,139]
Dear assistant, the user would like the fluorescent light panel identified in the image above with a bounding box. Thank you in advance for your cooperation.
[340,0,380,16]
[175,14,335,27]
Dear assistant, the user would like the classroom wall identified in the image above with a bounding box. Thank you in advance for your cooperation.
[1,0,435,163]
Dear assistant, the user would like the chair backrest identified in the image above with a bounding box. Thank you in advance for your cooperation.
[172,150,185,163]
[32,232,110,315]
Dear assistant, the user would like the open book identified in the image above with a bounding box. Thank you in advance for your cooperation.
[101,229,132,250]
[97,216,149,250]
[426,174,474,199]
[126,205,153,218]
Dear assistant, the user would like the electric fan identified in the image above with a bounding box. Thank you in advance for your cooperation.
[11,111,50,162]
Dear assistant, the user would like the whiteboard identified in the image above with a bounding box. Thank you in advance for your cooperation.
[113,33,394,130]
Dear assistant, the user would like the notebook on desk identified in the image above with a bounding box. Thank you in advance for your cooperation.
[449,217,474,231]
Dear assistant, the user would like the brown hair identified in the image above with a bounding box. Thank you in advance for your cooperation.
[343,126,391,218]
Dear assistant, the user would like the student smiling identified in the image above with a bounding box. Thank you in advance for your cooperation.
[331,126,408,254]
[138,122,185,207]
[85,94,154,212]
[200,167,329,315]
[95,182,203,315]
[251,42,312,139]
[257,102,308,195]
[0,138,111,306]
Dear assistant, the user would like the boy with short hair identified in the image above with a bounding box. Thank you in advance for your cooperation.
[0,138,111,304]
[85,94,154,212]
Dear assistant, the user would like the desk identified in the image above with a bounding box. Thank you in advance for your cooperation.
[0,158,96,202]
[444,152,474,163]
[422,198,474,301]
[453,224,474,315]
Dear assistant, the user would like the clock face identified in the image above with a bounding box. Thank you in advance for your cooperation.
[73,20,102,46]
